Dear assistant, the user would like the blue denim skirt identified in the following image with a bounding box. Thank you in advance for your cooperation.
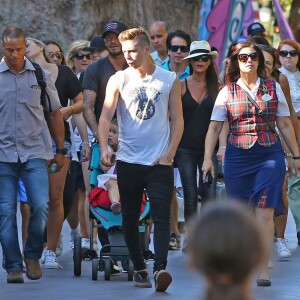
[224,141,285,211]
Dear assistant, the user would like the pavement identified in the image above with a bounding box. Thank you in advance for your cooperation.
[0,206,300,300]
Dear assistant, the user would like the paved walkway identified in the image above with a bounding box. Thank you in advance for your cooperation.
[0,207,300,300]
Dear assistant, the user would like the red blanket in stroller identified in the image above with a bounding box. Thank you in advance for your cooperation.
[89,187,147,214]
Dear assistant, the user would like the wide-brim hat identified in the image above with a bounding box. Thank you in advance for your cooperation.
[183,40,218,61]
[102,20,128,38]
[82,36,106,52]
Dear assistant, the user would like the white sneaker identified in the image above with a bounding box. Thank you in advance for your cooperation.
[81,238,90,250]
[56,234,63,257]
[275,238,291,259]
[44,250,59,269]
[69,228,80,250]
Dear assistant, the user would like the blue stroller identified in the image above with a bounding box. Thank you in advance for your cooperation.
[73,142,150,281]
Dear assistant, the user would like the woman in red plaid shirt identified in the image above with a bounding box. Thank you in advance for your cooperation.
[202,41,300,287]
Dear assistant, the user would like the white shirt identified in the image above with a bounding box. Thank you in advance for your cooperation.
[117,66,176,165]
[211,78,290,121]
[279,67,300,115]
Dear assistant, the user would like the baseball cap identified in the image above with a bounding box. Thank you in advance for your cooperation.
[82,36,106,52]
[102,20,128,38]
[247,22,266,36]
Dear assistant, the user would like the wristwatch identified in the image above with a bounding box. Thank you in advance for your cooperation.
[56,147,67,155]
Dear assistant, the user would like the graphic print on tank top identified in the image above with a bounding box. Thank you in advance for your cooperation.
[127,86,162,120]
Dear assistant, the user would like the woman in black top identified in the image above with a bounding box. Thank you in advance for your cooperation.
[25,38,89,268]
[175,41,220,227]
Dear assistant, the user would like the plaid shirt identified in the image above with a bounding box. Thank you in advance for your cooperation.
[226,79,279,149]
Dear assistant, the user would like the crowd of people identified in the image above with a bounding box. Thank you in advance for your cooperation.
[0,18,300,298]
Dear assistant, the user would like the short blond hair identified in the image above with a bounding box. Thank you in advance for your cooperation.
[66,40,90,72]
[118,27,150,47]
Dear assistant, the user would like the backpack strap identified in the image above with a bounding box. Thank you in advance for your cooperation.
[31,62,53,112]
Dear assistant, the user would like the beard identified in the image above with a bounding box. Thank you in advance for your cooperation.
[108,47,123,57]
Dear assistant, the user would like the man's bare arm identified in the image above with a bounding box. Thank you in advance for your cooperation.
[98,73,121,167]
[83,89,98,140]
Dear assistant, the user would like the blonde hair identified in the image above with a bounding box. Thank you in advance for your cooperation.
[118,27,150,47]
[26,37,46,48]
[66,40,90,72]
[26,37,50,62]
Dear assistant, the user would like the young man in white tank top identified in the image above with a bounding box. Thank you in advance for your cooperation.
[99,27,183,292]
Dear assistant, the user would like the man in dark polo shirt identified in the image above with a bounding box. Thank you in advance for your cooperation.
[0,26,64,284]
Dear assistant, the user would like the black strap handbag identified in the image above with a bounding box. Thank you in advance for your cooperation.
[241,87,279,138]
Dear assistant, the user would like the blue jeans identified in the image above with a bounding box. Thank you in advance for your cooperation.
[175,147,217,222]
[0,159,49,272]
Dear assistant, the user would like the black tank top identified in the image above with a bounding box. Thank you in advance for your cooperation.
[179,78,216,153]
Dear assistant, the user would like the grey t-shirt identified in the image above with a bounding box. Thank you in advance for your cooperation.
[0,58,61,163]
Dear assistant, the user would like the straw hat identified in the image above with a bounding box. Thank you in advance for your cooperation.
[184,40,218,61]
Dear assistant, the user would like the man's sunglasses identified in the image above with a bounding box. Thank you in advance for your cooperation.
[191,55,211,62]
[238,52,259,63]
[170,45,189,53]
[74,53,91,60]
[279,50,298,58]
[47,51,63,60]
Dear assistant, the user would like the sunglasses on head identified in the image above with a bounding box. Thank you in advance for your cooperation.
[74,53,91,60]
[238,52,259,63]
[191,55,211,62]
[47,51,63,60]
[279,50,298,58]
[170,45,189,53]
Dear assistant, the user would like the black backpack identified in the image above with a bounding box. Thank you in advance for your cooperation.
[31,62,53,112]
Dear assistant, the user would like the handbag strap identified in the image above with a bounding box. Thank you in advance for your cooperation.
[241,86,279,138]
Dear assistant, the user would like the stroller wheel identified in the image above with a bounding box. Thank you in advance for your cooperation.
[92,259,98,281]
[128,260,134,281]
[104,258,111,281]
[74,236,82,276]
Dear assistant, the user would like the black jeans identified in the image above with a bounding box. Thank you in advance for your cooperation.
[117,161,173,273]
[175,147,217,222]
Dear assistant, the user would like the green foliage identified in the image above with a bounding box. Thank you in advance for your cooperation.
[279,0,292,10]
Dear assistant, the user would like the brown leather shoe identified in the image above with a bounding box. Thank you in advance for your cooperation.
[25,259,42,280]
[7,271,24,283]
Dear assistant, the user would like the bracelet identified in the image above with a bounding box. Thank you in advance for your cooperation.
[218,146,226,151]
[82,141,89,145]
[285,153,292,158]
[70,105,74,114]
[292,156,300,160]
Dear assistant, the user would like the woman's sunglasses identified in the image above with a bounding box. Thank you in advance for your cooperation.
[191,55,211,62]
[238,52,259,63]
[47,51,63,60]
[74,53,91,60]
[279,50,298,58]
